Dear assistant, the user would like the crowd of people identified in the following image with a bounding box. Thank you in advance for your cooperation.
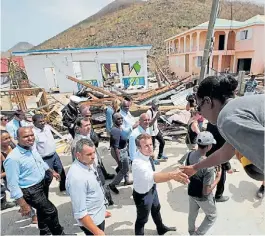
[0,74,264,235]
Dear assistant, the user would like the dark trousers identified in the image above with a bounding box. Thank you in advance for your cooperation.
[80,220,105,235]
[99,160,111,179]
[215,165,226,199]
[151,131,165,157]
[43,152,66,194]
[22,180,64,235]
[133,185,164,235]
[1,183,6,204]
[96,165,113,205]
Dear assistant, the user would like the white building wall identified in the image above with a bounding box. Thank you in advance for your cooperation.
[21,48,149,93]
[23,54,77,93]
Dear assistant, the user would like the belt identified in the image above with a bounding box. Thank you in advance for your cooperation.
[133,184,156,196]
[43,152,56,160]
[22,179,45,191]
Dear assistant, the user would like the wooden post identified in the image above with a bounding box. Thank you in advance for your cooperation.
[238,71,245,96]
[155,68,163,88]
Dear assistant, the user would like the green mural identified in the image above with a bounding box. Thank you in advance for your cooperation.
[132,61,141,75]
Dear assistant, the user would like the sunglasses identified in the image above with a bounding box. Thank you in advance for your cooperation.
[196,97,208,112]
[1,118,8,121]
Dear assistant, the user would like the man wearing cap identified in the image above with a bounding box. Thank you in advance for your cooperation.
[61,95,81,138]
[186,131,221,236]
[147,99,168,161]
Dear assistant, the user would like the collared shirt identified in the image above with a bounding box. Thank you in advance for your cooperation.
[132,151,155,194]
[120,109,135,139]
[3,145,50,199]
[6,119,31,140]
[71,133,98,166]
[33,125,56,157]
[146,109,159,136]
[129,126,150,161]
[105,106,114,133]
[66,160,106,226]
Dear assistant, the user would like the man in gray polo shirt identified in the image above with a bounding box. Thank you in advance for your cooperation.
[66,138,106,235]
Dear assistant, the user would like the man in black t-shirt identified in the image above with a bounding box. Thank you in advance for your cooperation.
[206,123,232,202]
[109,113,132,194]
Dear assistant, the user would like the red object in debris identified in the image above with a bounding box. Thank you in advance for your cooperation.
[0,57,25,73]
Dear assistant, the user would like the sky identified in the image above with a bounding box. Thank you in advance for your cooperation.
[1,0,264,51]
[1,0,114,51]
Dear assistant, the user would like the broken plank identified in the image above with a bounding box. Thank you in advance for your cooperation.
[88,93,99,100]
[68,76,121,99]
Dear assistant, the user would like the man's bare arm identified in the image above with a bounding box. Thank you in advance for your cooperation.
[154,171,189,184]
[79,215,105,235]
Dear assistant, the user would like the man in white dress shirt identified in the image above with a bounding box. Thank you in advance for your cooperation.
[129,113,159,165]
[132,133,190,235]
[32,114,66,196]
[120,100,139,139]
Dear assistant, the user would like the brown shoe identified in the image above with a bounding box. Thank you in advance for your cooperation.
[31,215,38,224]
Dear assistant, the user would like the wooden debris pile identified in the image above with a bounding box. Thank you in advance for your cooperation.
[66,75,197,139]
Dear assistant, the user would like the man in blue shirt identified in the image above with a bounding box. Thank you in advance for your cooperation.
[105,99,121,134]
[4,127,65,235]
[67,138,106,235]
[6,110,30,141]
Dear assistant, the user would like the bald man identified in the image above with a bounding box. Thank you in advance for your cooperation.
[4,127,65,235]
[120,100,139,139]
[129,113,151,162]
[109,113,132,194]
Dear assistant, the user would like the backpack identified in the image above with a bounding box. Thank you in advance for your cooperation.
[186,152,204,198]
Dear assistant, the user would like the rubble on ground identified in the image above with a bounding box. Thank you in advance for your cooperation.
[3,72,263,147]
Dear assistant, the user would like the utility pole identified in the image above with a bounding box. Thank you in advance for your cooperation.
[199,0,220,83]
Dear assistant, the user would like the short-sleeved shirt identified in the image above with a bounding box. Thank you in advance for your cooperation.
[147,109,159,136]
[217,95,265,171]
[110,127,127,149]
[186,150,215,200]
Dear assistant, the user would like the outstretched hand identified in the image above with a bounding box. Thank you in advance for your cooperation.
[179,165,197,177]
[171,170,190,185]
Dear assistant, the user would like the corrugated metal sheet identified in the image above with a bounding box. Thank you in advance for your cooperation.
[170,87,193,106]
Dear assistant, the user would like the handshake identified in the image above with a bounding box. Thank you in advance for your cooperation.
[168,169,190,185]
